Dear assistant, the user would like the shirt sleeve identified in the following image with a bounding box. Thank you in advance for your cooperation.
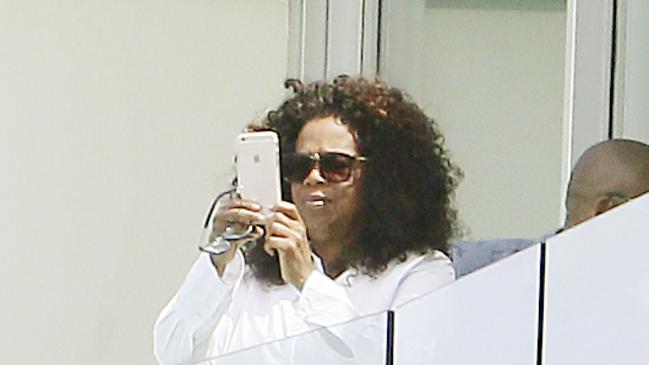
[153,251,245,365]
[390,251,455,309]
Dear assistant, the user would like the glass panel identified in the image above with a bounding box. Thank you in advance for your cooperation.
[192,311,389,365]
[381,0,567,240]
[544,194,649,365]
[392,244,542,364]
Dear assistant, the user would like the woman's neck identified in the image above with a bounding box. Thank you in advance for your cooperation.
[311,237,351,279]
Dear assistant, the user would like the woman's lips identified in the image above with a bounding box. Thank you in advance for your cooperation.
[305,193,327,208]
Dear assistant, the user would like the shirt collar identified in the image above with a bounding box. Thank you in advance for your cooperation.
[311,253,326,273]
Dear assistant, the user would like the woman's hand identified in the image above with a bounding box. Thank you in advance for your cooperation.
[210,198,265,276]
[264,201,314,290]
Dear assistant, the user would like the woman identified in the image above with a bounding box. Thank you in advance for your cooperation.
[154,76,461,364]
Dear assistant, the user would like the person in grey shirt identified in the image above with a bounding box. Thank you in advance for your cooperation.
[451,138,649,277]
[450,237,538,277]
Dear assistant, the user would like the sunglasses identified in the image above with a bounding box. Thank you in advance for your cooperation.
[281,152,367,183]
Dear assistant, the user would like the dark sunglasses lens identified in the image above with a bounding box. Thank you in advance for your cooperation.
[320,153,353,182]
[282,154,312,183]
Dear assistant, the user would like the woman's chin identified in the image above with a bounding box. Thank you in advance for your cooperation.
[303,219,330,241]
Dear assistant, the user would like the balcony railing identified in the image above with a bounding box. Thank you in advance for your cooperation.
[193,192,649,365]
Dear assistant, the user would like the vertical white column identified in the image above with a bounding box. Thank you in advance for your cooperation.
[563,0,615,166]
[361,0,380,78]
[560,0,615,223]
[612,0,649,144]
[303,1,328,82]
[288,0,374,82]
[287,0,305,81]
[326,0,364,79]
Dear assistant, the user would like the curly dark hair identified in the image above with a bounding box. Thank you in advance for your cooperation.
[244,75,462,285]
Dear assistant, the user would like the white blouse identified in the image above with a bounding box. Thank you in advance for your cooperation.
[154,250,454,365]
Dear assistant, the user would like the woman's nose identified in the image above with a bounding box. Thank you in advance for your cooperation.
[302,163,326,185]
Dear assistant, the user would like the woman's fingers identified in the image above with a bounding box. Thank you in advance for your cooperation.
[263,236,292,254]
[264,235,313,290]
[270,201,303,222]
[222,199,264,222]
[263,220,294,256]
[224,207,265,225]
[224,199,262,212]
[263,203,314,289]
[266,213,306,238]
[212,199,265,235]
[266,220,291,239]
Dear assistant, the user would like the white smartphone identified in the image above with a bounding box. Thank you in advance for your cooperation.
[235,131,282,216]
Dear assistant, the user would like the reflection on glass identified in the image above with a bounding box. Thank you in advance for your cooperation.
[381,0,567,240]
[191,311,389,365]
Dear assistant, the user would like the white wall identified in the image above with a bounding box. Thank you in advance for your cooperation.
[382,1,566,240]
[0,1,288,364]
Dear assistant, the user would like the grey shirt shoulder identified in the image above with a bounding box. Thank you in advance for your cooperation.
[450,238,539,277]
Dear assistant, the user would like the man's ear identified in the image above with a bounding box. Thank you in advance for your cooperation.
[593,194,628,217]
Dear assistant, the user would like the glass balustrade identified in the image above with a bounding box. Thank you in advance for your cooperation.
[192,310,389,365]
